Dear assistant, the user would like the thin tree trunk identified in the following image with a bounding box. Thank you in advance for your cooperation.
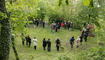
[0,0,11,60]
[11,38,19,60]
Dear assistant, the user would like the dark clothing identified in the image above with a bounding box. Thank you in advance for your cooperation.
[84,31,88,42]
[56,39,60,46]
[70,37,75,43]
[83,22,86,27]
[55,26,58,32]
[68,22,70,30]
[29,42,31,47]
[43,22,45,28]
[58,23,60,29]
[28,37,31,43]
[80,36,83,45]
[36,20,39,27]
[25,36,31,47]
[70,37,75,48]
[56,46,59,51]
[80,36,83,42]
[47,40,51,52]
[25,36,28,46]
[22,41,24,45]
[34,46,36,50]
[47,40,51,48]
[56,39,60,51]
[43,39,47,50]
[48,47,51,52]
[81,30,85,37]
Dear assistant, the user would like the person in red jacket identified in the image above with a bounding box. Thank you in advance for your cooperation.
[61,22,64,27]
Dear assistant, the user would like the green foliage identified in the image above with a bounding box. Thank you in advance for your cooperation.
[77,47,105,60]
[37,1,47,19]
[59,0,69,6]
[0,11,7,20]
[65,0,69,5]
[58,55,71,60]
[6,0,38,33]
[83,0,91,6]
[59,0,63,6]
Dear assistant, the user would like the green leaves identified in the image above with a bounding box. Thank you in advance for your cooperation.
[0,11,7,20]
[65,0,69,5]
[83,0,94,7]
[83,0,91,6]
[58,0,69,6]
[59,0,63,6]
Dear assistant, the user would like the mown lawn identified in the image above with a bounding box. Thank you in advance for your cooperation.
[9,25,99,60]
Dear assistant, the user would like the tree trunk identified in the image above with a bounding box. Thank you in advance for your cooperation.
[0,0,11,60]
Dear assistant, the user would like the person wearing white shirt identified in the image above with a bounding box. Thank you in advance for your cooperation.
[76,36,80,48]
[33,37,37,50]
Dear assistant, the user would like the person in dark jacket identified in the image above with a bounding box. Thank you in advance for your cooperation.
[47,39,51,52]
[80,35,83,45]
[56,38,61,51]
[36,19,39,27]
[70,36,75,48]
[84,31,88,42]
[43,21,45,28]
[55,25,58,32]
[25,36,28,46]
[43,38,47,50]
[68,22,70,30]
[27,36,31,47]
[83,22,86,27]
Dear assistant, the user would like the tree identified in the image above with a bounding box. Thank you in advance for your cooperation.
[0,0,11,60]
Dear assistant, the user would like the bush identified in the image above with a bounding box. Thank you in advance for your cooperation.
[58,55,71,60]
[77,47,105,60]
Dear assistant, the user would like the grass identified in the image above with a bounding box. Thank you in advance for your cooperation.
[9,25,100,60]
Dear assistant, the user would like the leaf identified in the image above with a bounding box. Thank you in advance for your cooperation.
[83,0,91,6]
[65,0,69,5]
[58,0,63,6]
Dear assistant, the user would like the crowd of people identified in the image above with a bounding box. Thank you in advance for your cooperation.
[33,19,45,28]
[32,18,73,33]
[20,24,91,52]
[50,21,73,32]
[21,34,60,52]
[20,21,94,52]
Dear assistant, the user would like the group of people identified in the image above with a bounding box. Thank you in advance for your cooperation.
[33,19,45,28]
[21,34,61,52]
[21,21,92,52]
[50,21,73,32]
[69,23,91,48]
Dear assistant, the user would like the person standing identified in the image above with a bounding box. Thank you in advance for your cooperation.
[27,36,31,47]
[43,38,47,50]
[47,39,51,52]
[25,36,28,46]
[70,36,75,48]
[33,37,37,50]
[76,36,80,48]
[80,35,83,45]
[36,19,39,27]
[83,22,86,27]
[68,22,70,30]
[50,24,53,33]
[55,38,61,51]
[55,25,58,32]
[21,33,25,45]
[43,21,45,28]
[81,28,86,37]
[70,22,73,30]
[84,31,88,42]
